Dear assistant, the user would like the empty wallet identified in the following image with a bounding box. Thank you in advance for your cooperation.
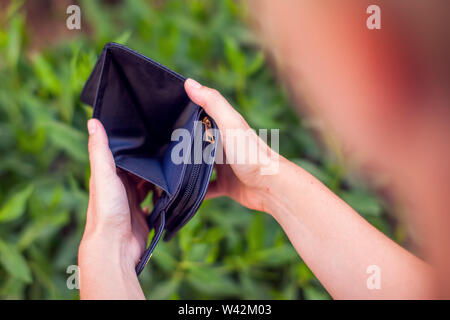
[80,42,218,275]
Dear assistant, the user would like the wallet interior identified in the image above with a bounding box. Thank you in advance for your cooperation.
[81,43,199,196]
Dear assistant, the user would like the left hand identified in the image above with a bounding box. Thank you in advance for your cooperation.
[78,118,150,300]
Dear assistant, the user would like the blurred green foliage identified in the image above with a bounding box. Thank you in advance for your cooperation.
[0,0,395,299]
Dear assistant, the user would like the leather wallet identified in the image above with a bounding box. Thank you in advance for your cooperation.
[80,42,218,275]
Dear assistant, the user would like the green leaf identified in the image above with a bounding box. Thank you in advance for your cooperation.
[0,185,33,223]
[186,243,209,262]
[6,15,24,69]
[32,55,62,95]
[297,262,314,286]
[247,214,264,251]
[0,277,26,299]
[149,278,181,299]
[303,286,330,300]
[246,51,264,75]
[200,227,225,243]
[43,121,88,163]
[113,30,132,45]
[17,210,70,250]
[295,159,332,185]
[187,266,239,296]
[239,272,270,299]
[340,190,383,217]
[250,245,299,267]
[223,36,246,75]
[152,242,178,272]
[0,240,32,283]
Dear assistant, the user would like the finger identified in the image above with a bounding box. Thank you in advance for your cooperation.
[87,119,117,184]
[119,172,148,251]
[122,172,152,204]
[184,78,249,132]
[136,179,152,204]
[86,119,116,232]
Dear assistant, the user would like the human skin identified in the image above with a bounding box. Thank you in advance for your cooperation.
[249,0,450,297]
[78,119,147,299]
[184,79,436,299]
[78,78,436,299]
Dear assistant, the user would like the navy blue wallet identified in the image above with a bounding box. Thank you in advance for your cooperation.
[81,43,217,275]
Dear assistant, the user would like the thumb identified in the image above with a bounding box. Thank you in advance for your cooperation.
[87,119,117,183]
[87,119,131,230]
[184,78,249,132]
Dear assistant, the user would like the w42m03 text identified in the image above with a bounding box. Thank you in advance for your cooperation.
[178,304,272,317]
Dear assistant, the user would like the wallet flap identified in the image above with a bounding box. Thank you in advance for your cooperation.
[80,48,106,106]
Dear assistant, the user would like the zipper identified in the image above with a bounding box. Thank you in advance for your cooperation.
[165,115,213,228]
[171,164,201,218]
[164,162,202,229]
[202,116,215,144]
[174,116,214,212]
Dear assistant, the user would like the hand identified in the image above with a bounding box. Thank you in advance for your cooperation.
[184,79,282,213]
[78,119,150,300]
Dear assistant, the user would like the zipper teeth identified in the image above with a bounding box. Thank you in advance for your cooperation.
[174,164,201,212]
[166,114,212,229]
[169,116,206,215]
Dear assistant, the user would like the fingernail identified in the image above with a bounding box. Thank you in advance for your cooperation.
[186,78,202,89]
[87,119,97,135]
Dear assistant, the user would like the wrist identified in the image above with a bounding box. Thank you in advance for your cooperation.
[78,235,143,299]
[79,230,136,272]
[260,157,307,218]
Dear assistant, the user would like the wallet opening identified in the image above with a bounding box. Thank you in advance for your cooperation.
[88,44,198,195]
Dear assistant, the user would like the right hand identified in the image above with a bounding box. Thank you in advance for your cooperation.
[184,78,282,213]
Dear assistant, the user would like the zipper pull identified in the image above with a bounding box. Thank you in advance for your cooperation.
[202,116,215,144]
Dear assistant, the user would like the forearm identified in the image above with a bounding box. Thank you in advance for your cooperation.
[263,158,436,299]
